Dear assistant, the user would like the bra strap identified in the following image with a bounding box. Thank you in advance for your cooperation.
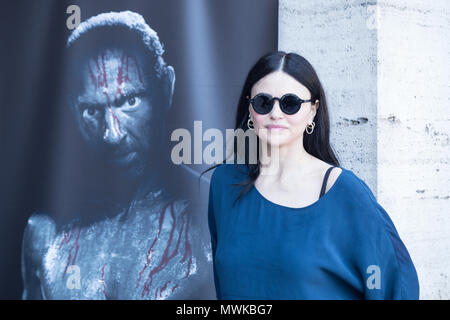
[319,166,339,198]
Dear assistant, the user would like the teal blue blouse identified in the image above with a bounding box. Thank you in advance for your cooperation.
[207,164,419,300]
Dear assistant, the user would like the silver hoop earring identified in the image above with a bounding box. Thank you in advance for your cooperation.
[247,115,254,130]
[306,121,315,134]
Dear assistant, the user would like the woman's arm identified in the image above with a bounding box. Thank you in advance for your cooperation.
[353,177,420,300]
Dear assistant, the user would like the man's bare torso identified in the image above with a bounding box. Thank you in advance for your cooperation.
[21,189,214,299]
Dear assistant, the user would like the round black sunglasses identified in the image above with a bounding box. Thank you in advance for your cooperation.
[247,93,314,115]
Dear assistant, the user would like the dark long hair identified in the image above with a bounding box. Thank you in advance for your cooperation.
[201,51,340,205]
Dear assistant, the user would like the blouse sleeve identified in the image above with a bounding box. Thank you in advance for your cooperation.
[353,177,420,300]
[207,175,222,300]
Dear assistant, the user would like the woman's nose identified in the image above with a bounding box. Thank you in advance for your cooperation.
[269,100,283,119]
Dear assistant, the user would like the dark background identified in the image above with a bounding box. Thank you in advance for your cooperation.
[0,0,277,299]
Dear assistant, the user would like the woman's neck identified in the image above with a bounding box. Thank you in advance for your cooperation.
[258,137,316,181]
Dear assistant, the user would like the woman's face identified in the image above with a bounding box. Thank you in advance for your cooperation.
[249,70,318,148]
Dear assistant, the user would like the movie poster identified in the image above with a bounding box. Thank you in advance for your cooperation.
[0,0,277,299]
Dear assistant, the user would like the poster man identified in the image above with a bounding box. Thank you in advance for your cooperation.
[21,11,214,299]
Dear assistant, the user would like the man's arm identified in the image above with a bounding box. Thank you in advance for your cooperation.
[21,213,56,299]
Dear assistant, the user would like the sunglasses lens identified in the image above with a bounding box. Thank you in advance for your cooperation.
[252,94,272,114]
[281,94,302,114]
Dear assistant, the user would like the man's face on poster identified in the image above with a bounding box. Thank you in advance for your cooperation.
[72,47,163,177]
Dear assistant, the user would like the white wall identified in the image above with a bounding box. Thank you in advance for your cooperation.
[279,0,378,187]
[279,0,450,299]
[376,0,450,299]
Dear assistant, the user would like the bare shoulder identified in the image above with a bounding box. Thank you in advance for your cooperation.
[21,213,57,299]
[311,159,343,193]
[22,213,57,256]
[325,166,343,192]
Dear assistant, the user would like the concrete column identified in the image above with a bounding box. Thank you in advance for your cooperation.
[279,0,449,299]
[279,0,378,187]
[377,0,450,299]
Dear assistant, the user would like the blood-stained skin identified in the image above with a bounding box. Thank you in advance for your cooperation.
[137,200,193,298]
[25,192,211,299]
[58,226,81,277]
[85,50,145,141]
[21,47,215,299]
[73,48,157,176]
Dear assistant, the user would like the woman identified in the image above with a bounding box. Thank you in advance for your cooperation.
[203,51,419,300]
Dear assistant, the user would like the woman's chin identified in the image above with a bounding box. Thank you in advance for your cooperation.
[259,135,291,148]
